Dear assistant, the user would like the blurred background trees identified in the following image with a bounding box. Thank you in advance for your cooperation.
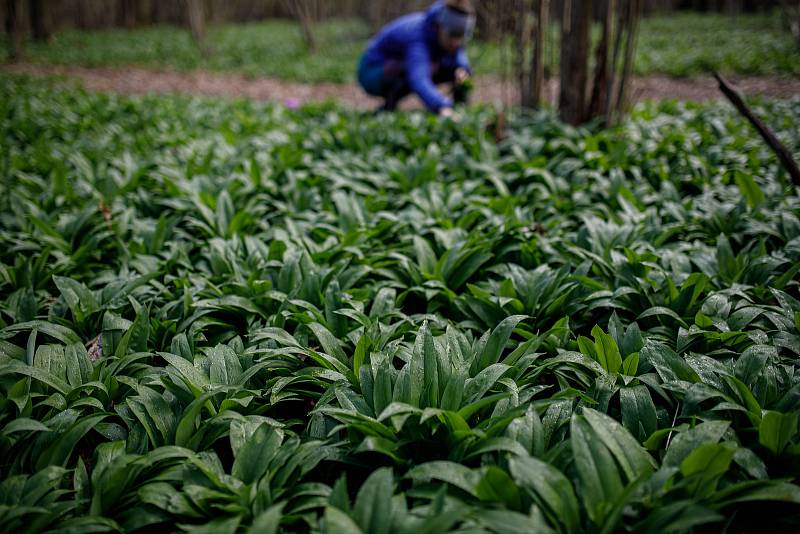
[557,0,644,125]
[783,1,800,45]
[1,0,785,35]
[2,0,796,125]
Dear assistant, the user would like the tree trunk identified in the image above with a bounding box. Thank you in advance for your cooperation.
[606,0,628,123]
[5,0,25,61]
[184,0,208,53]
[366,0,385,33]
[120,0,137,28]
[282,0,318,52]
[29,0,49,41]
[517,0,549,109]
[559,0,593,125]
[588,0,616,120]
[555,0,642,126]
[516,0,532,108]
[475,0,497,42]
[614,0,643,124]
[530,0,549,108]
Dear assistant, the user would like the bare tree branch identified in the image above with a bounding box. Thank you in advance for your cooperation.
[714,72,800,186]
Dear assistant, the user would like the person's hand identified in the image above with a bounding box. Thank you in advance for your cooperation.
[455,67,470,85]
[439,107,461,122]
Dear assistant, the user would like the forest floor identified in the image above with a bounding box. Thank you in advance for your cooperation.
[4,62,800,108]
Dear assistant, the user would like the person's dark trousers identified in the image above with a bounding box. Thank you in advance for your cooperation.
[379,61,463,111]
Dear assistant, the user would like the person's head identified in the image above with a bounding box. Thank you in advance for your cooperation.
[438,0,475,53]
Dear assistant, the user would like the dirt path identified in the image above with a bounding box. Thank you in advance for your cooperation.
[4,62,800,107]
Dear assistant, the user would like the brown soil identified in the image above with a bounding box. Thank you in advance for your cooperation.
[3,62,800,107]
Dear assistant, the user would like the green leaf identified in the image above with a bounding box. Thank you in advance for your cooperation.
[2,321,81,345]
[406,461,480,495]
[352,467,393,534]
[175,391,217,448]
[637,307,688,329]
[128,386,178,447]
[329,475,350,512]
[307,322,348,365]
[115,305,150,357]
[734,344,774,387]
[622,352,639,376]
[457,392,511,420]
[664,421,730,466]
[571,414,624,525]
[680,442,737,497]
[577,335,598,362]
[476,466,522,510]
[474,507,555,534]
[465,437,529,459]
[716,234,739,282]
[713,480,800,506]
[592,325,622,374]
[478,315,527,370]
[759,410,799,455]
[509,455,580,533]
[181,516,241,534]
[353,333,368,376]
[622,322,644,356]
[246,503,285,534]
[208,344,243,385]
[53,276,99,322]
[139,481,201,517]
[323,507,364,534]
[631,501,723,533]
[681,442,736,478]
[36,413,110,470]
[619,385,657,443]
[418,321,439,408]
[0,357,70,394]
[582,408,655,480]
[414,236,437,275]
[159,352,209,396]
[2,418,52,435]
[733,447,768,480]
[641,341,700,383]
[232,422,282,485]
[34,344,66,383]
[734,170,765,208]
[463,363,509,405]
[64,343,93,387]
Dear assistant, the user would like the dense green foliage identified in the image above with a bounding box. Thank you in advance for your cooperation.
[1,75,800,532]
[5,19,368,83]
[3,12,799,81]
[635,12,800,77]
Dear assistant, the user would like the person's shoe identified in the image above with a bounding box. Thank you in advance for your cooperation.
[375,98,398,114]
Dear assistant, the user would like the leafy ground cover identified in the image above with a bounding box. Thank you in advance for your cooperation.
[3,12,799,82]
[1,75,800,532]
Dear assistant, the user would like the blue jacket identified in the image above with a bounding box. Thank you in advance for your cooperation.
[364,1,471,111]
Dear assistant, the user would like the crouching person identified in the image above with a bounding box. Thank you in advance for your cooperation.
[357,0,475,117]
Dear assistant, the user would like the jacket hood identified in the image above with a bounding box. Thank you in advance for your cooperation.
[422,1,445,43]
